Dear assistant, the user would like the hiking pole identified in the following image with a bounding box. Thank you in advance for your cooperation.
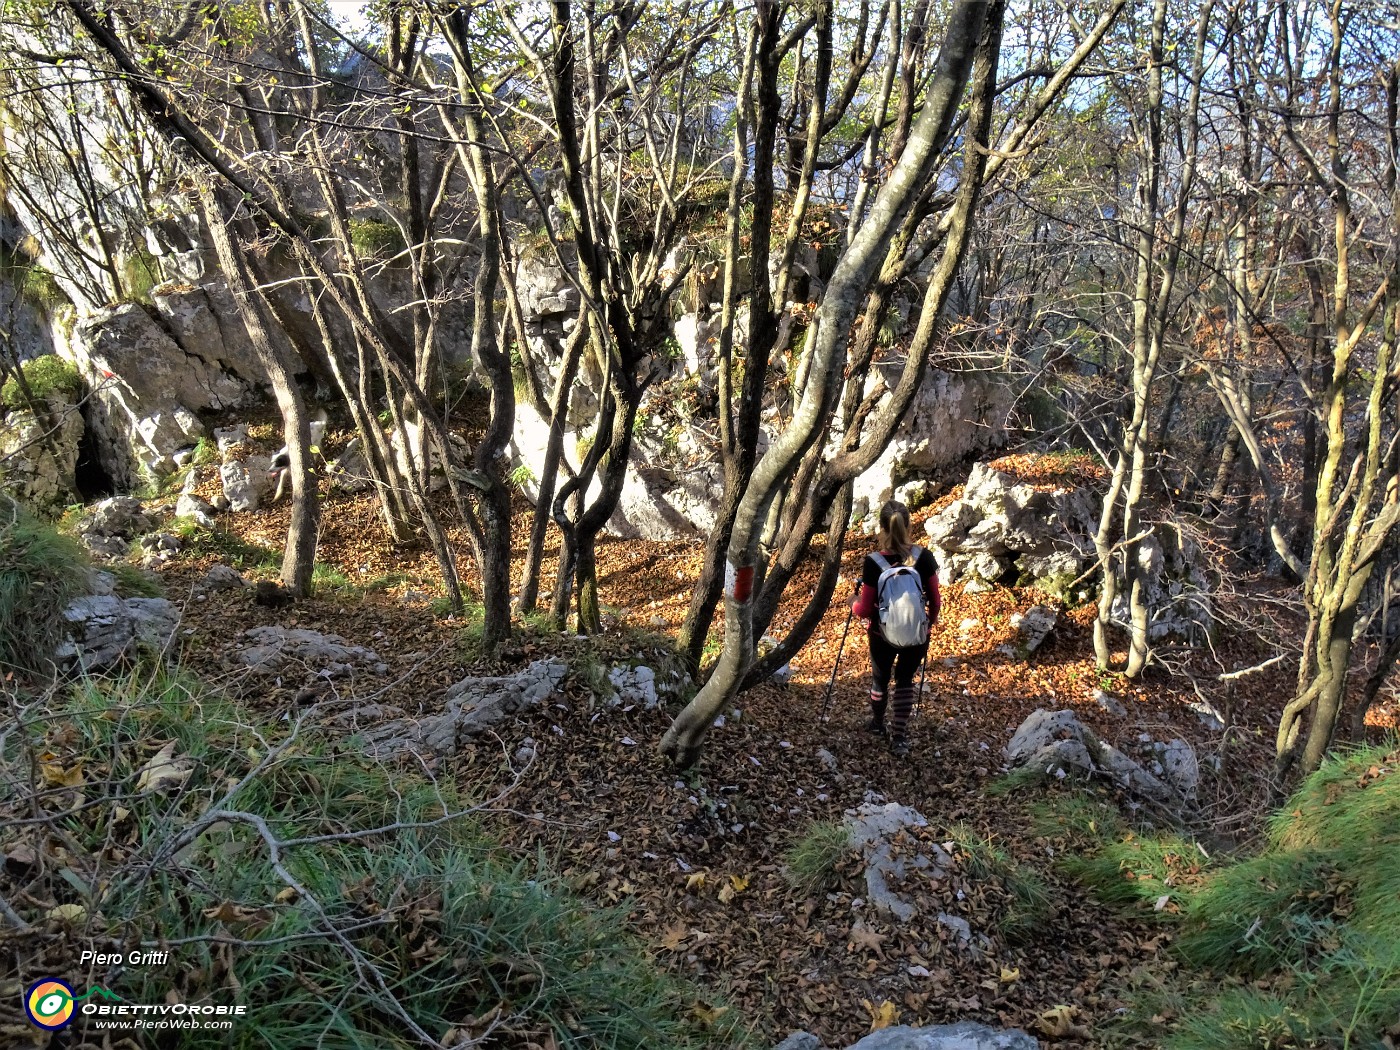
[915,652,928,716]
[820,582,859,723]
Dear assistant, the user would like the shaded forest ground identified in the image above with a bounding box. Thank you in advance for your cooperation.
[130,439,1399,1047]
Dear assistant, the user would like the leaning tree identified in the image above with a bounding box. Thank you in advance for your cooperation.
[659,0,1131,766]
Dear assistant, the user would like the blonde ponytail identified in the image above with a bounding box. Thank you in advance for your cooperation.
[878,500,913,560]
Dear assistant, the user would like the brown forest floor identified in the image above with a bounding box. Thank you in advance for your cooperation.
[155,454,1399,1050]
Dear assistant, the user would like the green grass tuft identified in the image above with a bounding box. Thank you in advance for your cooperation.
[0,502,89,671]
[1175,850,1342,975]
[179,525,282,572]
[1095,742,1400,1050]
[571,649,614,699]
[1164,929,1400,1050]
[944,824,1053,942]
[1059,831,1209,917]
[362,571,412,593]
[1029,792,1124,843]
[783,820,851,897]
[4,668,743,1050]
[311,562,357,598]
[520,607,561,635]
[985,763,1054,797]
[1176,742,1399,978]
[109,562,164,598]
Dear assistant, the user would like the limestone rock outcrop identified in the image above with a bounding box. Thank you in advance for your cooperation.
[54,593,181,669]
[235,626,389,679]
[66,296,262,489]
[0,394,84,508]
[774,1022,1038,1050]
[1004,708,1200,805]
[73,496,159,560]
[926,461,1212,642]
[850,369,1014,520]
[923,463,1098,595]
[349,659,569,759]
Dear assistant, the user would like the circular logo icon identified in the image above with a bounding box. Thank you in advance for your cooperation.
[25,979,76,1030]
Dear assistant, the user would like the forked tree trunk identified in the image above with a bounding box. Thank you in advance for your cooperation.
[662,0,994,768]
[1094,0,1210,678]
[678,4,779,666]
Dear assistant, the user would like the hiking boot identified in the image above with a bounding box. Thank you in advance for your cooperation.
[889,736,910,758]
[864,718,887,737]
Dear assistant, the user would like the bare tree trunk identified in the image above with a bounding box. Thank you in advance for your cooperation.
[1273,31,1400,781]
[662,0,995,768]
[202,186,319,596]
[516,321,587,616]
[678,4,779,666]
[453,36,515,650]
[1094,0,1211,678]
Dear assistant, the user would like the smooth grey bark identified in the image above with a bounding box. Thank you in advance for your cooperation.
[738,0,1127,690]
[678,4,776,666]
[202,186,319,597]
[661,0,994,768]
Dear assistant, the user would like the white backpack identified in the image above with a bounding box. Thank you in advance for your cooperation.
[872,547,930,648]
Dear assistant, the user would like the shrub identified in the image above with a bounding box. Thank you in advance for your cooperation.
[0,502,88,671]
[509,462,537,490]
[1,355,82,410]
[348,218,406,258]
[0,241,71,313]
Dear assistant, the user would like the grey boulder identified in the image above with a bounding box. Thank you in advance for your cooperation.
[1005,709,1183,804]
[846,803,951,922]
[54,594,180,669]
[352,659,569,759]
[849,1022,1039,1050]
[236,626,388,678]
[176,492,218,528]
[199,564,246,592]
[996,605,1059,660]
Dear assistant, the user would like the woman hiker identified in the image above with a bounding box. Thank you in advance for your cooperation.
[850,500,940,756]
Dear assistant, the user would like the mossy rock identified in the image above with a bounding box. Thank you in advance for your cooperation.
[1,355,83,410]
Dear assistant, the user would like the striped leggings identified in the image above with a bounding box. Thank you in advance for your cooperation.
[868,632,928,741]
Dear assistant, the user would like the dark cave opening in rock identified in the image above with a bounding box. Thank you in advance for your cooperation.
[73,405,115,499]
[996,558,1023,588]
